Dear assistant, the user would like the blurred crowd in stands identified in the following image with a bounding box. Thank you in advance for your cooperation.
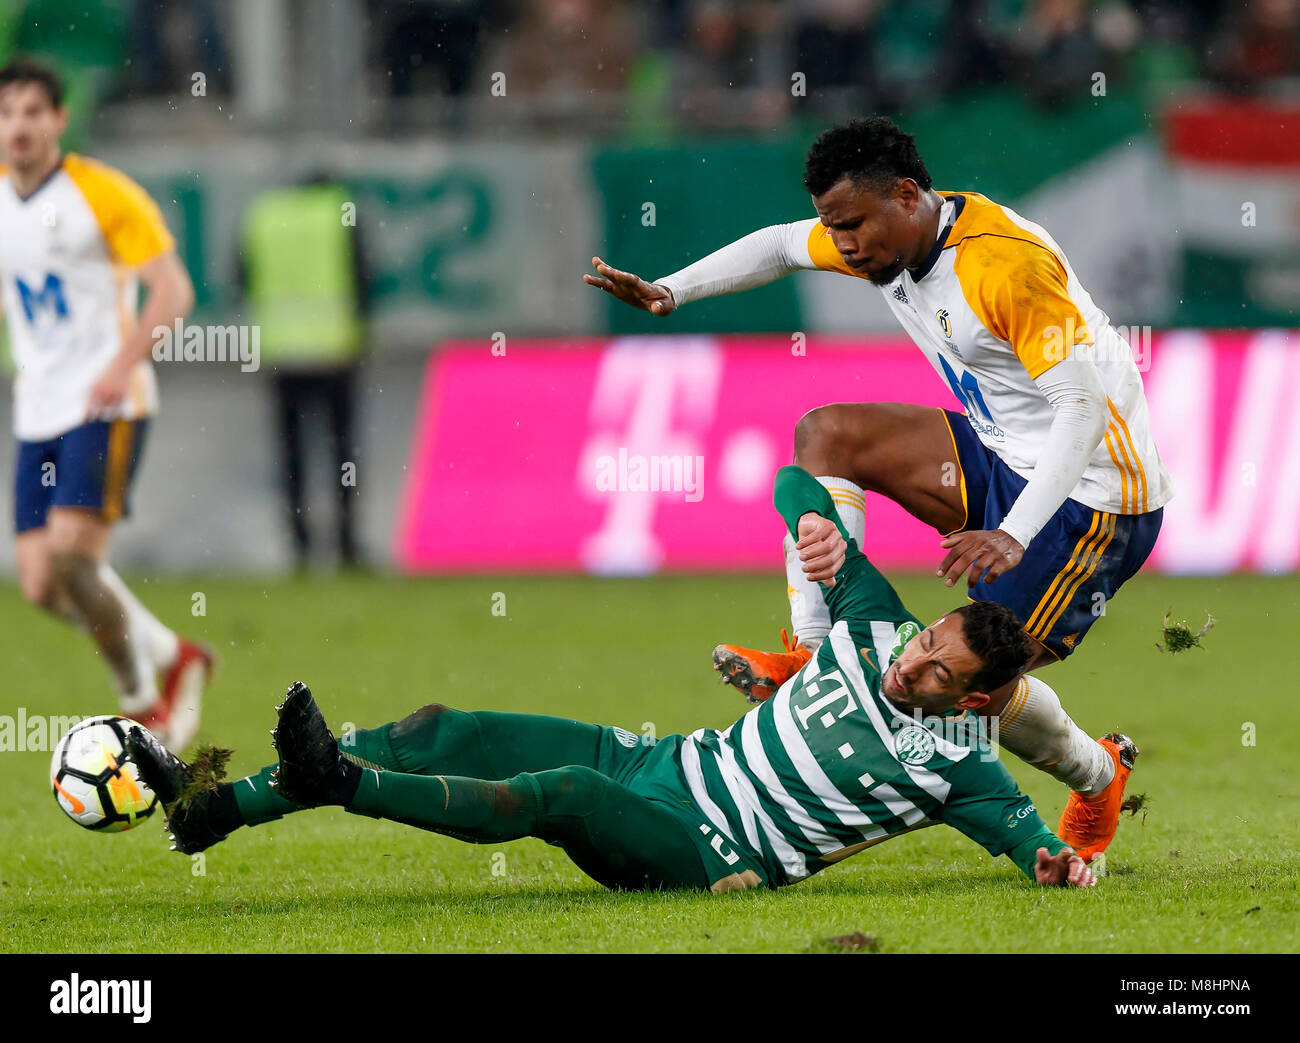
[4,0,1298,134]
[410,0,1300,129]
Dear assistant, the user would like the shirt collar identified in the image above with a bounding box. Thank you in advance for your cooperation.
[909,193,966,283]
[9,153,65,204]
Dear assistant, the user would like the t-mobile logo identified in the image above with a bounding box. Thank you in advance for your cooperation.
[578,338,720,574]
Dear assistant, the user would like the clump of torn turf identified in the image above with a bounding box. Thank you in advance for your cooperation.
[1157,610,1215,653]
[171,744,232,813]
[1120,792,1148,825]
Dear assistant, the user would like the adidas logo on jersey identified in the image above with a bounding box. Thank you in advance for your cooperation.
[892,284,909,304]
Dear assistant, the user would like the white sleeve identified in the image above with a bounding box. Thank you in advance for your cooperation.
[654,219,821,307]
[997,356,1109,550]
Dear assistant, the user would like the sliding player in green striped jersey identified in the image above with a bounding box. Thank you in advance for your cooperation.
[127,465,1096,893]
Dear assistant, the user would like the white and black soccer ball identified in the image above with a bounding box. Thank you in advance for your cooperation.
[50,715,159,832]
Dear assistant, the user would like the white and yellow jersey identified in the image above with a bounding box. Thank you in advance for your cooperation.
[800,191,1173,517]
[0,153,175,441]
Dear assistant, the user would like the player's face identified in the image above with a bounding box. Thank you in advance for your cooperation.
[0,83,66,170]
[881,614,987,714]
[812,177,924,286]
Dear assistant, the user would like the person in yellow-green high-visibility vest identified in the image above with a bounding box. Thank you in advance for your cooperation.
[238,176,370,569]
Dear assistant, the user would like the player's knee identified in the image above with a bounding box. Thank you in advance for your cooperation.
[793,405,839,466]
[400,702,454,729]
[794,403,888,479]
[536,765,607,819]
[18,567,56,609]
[387,702,468,767]
[390,702,451,741]
[46,510,108,558]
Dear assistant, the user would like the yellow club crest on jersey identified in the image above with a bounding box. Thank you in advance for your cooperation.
[936,309,952,338]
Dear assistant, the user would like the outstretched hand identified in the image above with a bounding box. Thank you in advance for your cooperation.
[86,356,133,419]
[1034,846,1096,888]
[937,528,1024,588]
[583,256,676,316]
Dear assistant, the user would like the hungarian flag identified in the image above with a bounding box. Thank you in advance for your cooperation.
[1165,99,1300,327]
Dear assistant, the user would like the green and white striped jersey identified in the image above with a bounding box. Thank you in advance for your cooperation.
[679,466,1064,886]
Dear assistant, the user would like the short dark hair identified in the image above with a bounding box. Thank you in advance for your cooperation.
[952,602,1032,694]
[0,58,64,109]
[803,116,932,198]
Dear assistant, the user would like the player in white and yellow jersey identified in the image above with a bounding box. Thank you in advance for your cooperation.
[0,60,212,749]
[584,116,1173,864]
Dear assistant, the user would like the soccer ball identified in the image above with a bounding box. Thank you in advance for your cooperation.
[50,715,158,832]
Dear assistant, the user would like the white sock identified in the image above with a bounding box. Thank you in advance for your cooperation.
[996,675,1115,795]
[97,563,181,671]
[117,678,161,717]
[785,532,830,650]
[785,477,866,652]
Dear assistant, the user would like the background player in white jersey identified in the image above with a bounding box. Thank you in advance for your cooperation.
[584,116,1172,866]
[0,59,211,748]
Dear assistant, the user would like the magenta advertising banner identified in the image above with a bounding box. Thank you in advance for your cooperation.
[1144,329,1300,574]
[395,331,1299,576]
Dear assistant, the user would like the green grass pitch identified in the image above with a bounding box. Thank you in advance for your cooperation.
[3,571,1297,953]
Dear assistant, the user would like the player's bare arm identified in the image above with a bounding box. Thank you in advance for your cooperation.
[86,250,194,417]
[582,256,676,316]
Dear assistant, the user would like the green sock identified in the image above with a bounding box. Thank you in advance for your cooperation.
[224,723,403,830]
[347,769,543,844]
[228,764,296,827]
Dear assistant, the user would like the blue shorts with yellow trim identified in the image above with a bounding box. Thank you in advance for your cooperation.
[942,409,1162,660]
[14,419,150,533]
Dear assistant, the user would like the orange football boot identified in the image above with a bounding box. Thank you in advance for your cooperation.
[1058,732,1140,863]
[712,629,813,704]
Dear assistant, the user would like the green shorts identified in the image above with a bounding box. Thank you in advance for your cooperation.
[592,726,769,892]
